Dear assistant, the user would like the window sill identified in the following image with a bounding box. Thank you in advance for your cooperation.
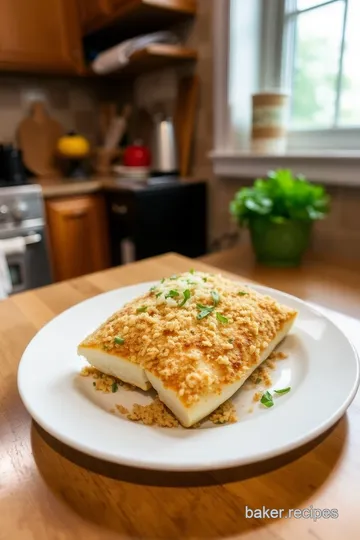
[210,151,360,186]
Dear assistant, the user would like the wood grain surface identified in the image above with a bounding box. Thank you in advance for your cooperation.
[1,252,359,540]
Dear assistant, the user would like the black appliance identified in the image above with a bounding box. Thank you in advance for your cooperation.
[106,178,207,265]
[0,144,27,187]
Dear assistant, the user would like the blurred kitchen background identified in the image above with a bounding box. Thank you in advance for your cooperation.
[0,0,359,297]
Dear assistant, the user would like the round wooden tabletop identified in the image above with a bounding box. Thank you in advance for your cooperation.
[1,252,359,539]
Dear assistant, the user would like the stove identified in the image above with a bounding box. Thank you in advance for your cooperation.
[0,184,52,294]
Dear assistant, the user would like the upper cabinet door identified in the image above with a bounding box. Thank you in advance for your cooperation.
[0,0,84,73]
[79,0,112,33]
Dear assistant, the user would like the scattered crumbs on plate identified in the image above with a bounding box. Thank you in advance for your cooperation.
[253,391,262,403]
[265,359,276,370]
[116,404,129,415]
[209,400,238,424]
[125,398,180,428]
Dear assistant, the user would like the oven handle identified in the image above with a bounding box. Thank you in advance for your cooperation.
[24,233,42,245]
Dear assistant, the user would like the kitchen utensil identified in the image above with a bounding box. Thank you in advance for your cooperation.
[151,114,178,175]
[17,101,64,178]
[174,75,199,177]
[104,104,132,150]
[98,102,117,145]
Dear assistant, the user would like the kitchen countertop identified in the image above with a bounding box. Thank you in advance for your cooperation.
[37,176,205,198]
[1,252,360,539]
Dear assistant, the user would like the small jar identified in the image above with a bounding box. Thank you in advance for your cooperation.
[251,93,289,154]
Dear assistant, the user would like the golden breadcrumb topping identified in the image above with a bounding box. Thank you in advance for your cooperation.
[79,271,296,406]
[208,400,238,424]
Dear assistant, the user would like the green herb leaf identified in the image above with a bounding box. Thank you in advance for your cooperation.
[165,290,179,299]
[189,268,195,274]
[111,382,118,393]
[114,336,125,345]
[238,291,248,296]
[136,305,148,313]
[255,377,261,384]
[260,391,274,408]
[156,292,162,298]
[150,286,157,292]
[202,277,207,282]
[274,387,291,395]
[179,289,191,307]
[196,303,211,310]
[211,290,220,306]
[161,278,165,283]
[216,312,229,324]
[197,308,213,320]
[187,280,197,285]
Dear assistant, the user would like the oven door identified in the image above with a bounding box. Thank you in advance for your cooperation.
[5,227,52,294]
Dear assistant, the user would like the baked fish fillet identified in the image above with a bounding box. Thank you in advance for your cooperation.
[78,271,297,426]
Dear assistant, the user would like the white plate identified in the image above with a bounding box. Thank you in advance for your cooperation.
[18,282,359,471]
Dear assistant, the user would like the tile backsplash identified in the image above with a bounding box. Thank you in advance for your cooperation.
[0,74,131,146]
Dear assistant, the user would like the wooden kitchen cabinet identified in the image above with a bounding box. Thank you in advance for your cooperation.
[79,0,111,33]
[46,195,110,282]
[0,0,84,73]
[80,0,196,36]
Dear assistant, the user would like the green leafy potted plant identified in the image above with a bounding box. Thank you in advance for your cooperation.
[229,169,330,267]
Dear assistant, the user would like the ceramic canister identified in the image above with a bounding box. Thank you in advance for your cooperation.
[251,93,289,154]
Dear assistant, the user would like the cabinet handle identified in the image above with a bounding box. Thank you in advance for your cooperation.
[112,204,128,215]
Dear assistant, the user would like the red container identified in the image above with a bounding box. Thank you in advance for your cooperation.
[123,142,151,167]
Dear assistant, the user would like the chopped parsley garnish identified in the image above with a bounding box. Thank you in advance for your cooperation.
[255,377,261,384]
[238,291,248,296]
[197,307,214,320]
[161,278,165,283]
[189,268,195,274]
[114,336,124,345]
[216,313,229,324]
[156,292,162,298]
[179,289,191,307]
[228,338,234,343]
[165,290,179,298]
[170,275,178,280]
[111,382,118,393]
[136,305,148,313]
[260,391,274,408]
[274,387,291,395]
[211,290,220,306]
[202,277,207,282]
[196,303,211,310]
[150,286,157,292]
[187,280,197,285]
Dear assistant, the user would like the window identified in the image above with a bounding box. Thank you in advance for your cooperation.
[212,0,360,182]
[283,0,360,130]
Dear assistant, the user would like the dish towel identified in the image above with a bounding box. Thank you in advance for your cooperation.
[92,31,179,74]
[0,237,26,299]
[0,243,12,299]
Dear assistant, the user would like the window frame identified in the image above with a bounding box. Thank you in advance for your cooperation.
[211,0,360,185]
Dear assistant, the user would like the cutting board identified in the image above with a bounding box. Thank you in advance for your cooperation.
[17,101,64,178]
[174,75,199,177]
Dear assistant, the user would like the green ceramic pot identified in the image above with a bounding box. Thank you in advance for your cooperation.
[249,217,313,267]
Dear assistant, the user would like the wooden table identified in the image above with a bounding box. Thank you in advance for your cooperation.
[1,252,359,540]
